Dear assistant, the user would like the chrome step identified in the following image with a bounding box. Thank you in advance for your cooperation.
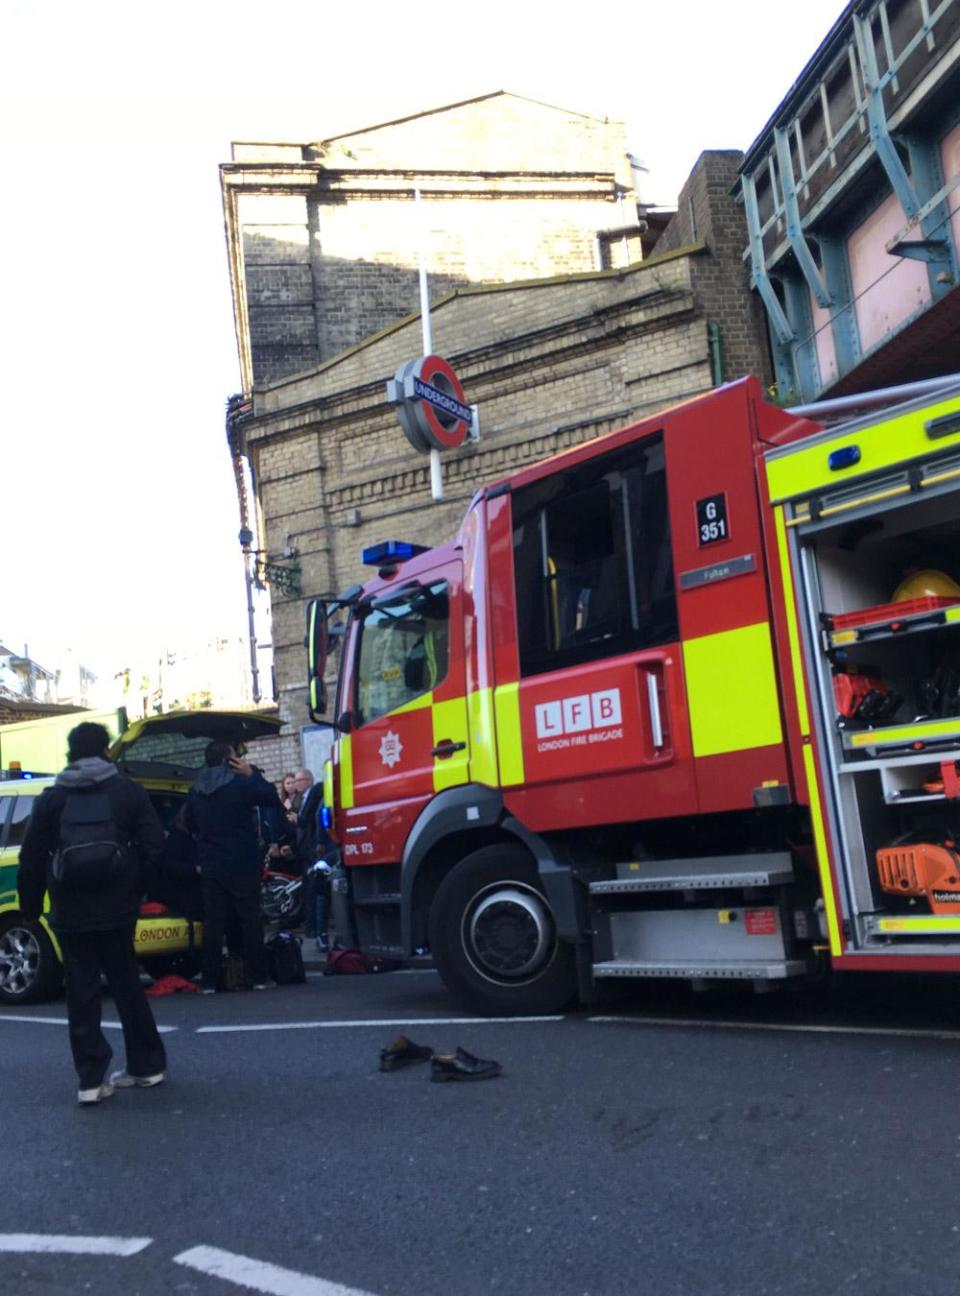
[591,852,793,894]
[592,958,807,981]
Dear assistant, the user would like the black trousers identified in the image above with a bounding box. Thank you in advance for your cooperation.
[201,875,265,989]
[58,927,167,1089]
[302,869,331,939]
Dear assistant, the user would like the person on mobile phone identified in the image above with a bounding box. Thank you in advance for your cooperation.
[185,742,284,993]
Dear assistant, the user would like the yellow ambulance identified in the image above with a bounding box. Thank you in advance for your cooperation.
[0,710,281,1004]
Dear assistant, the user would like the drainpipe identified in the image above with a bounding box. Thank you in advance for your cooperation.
[227,394,261,705]
[707,322,725,386]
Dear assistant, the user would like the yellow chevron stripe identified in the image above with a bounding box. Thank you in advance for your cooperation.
[803,743,842,957]
[767,393,960,502]
[339,735,354,810]
[682,622,783,757]
[494,682,524,786]
[774,506,810,737]
[468,687,498,787]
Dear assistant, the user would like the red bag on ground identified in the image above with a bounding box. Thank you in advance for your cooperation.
[323,948,401,975]
[323,948,371,975]
[146,974,199,997]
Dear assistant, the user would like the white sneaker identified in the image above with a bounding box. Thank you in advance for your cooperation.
[77,1082,115,1106]
[252,982,272,991]
[110,1070,165,1088]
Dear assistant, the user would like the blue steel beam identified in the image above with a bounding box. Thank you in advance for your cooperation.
[742,172,795,346]
[818,235,861,376]
[773,128,833,309]
[853,11,923,222]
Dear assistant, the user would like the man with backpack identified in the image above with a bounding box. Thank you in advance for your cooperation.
[18,722,167,1106]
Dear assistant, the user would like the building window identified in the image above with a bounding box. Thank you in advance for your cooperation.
[355,581,450,725]
[512,433,677,677]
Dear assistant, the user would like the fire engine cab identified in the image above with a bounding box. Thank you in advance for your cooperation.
[307,374,960,1014]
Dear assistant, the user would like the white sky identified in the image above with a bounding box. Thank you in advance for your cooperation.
[0,0,849,682]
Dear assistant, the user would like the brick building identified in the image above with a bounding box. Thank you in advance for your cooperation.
[222,95,770,774]
[222,92,643,393]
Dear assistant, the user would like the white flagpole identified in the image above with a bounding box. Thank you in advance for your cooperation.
[415,187,443,502]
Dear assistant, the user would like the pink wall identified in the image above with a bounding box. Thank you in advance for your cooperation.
[809,288,839,387]
[847,191,931,354]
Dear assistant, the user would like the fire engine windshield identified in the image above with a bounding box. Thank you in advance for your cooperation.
[355,581,449,725]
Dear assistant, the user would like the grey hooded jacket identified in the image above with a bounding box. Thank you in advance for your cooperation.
[18,759,165,933]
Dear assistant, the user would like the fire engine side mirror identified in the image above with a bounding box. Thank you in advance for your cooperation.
[308,676,328,721]
[306,600,329,688]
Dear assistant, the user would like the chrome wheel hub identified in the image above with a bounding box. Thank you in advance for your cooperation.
[466,885,554,981]
[0,926,41,996]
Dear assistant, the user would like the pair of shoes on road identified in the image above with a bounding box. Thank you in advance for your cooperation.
[379,1035,502,1083]
[77,1070,164,1105]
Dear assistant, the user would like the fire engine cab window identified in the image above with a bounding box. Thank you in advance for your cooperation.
[512,433,677,676]
[355,581,450,725]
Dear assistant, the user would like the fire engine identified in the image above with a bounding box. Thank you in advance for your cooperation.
[307,374,960,1015]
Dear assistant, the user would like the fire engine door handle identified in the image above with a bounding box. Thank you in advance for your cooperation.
[646,671,664,749]
[432,739,467,759]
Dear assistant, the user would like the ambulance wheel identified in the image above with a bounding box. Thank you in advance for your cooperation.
[0,916,63,1005]
[429,844,576,1015]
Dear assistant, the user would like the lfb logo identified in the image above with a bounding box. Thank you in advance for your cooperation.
[535,689,622,740]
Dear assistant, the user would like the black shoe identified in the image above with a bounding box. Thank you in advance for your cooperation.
[379,1035,434,1072]
[430,1047,502,1083]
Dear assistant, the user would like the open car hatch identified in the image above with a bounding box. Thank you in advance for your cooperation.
[111,710,282,782]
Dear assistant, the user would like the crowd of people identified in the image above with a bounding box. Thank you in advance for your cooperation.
[18,721,334,1104]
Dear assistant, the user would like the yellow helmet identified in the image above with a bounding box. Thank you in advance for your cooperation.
[892,569,960,602]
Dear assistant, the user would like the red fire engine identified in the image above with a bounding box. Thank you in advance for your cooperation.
[307,374,960,1014]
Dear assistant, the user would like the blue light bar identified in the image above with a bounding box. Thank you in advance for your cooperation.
[320,804,333,830]
[361,540,428,566]
[829,444,861,471]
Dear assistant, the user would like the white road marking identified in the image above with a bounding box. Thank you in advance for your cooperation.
[196,1014,563,1034]
[590,1014,960,1042]
[0,1233,152,1256]
[0,1014,177,1033]
[303,969,434,978]
[174,1244,377,1295]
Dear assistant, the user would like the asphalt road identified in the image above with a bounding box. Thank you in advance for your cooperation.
[4,969,960,1295]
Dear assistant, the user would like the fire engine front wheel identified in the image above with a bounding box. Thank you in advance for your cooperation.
[429,844,576,1015]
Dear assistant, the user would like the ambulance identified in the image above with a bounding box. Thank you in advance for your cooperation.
[0,710,280,1004]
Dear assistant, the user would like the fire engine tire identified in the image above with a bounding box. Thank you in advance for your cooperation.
[0,916,63,1006]
[428,844,577,1015]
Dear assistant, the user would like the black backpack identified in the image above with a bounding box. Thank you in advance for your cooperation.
[266,932,306,985]
[52,789,129,892]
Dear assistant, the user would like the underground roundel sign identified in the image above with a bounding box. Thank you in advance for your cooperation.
[386,354,472,453]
